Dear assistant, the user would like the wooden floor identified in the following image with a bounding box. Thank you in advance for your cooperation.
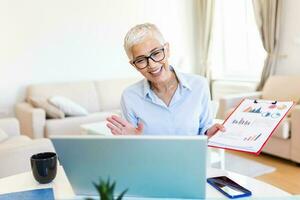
[229,150,300,195]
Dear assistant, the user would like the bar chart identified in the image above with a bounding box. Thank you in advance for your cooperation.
[243,133,262,141]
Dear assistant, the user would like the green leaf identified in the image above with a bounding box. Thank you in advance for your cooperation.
[91,177,128,200]
[116,188,128,200]
[107,177,111,188]
[92,181,101,195]
[110,181,116,193]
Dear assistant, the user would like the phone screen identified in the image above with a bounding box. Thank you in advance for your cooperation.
[207,176,252,198]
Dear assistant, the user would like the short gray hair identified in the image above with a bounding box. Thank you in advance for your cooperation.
[124,23,166,60]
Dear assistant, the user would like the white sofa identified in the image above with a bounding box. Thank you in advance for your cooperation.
[0,118,55,178]
[218,76,300,164]
[15,78,139,138]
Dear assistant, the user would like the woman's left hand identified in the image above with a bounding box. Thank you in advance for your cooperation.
[206,123,226,138]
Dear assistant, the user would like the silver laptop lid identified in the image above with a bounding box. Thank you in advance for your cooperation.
[51,135,207,199]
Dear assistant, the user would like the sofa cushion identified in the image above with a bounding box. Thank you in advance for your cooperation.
[29,97,65,119]
[45,111,120,136]
[0,129,8,142]
[48,96,88,116]
[26,81,100,113]
[95,78,140,111]
[0,135,31,150]
[271,117,290,140]
[262,76,300,103]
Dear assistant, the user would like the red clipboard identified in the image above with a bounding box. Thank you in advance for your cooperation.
[208,98,295,155]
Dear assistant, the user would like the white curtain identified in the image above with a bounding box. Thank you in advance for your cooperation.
[253,0,282,90]
[196,0,215,99]
[196,0,215,79]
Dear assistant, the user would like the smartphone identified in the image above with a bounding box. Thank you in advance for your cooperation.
[207,176,252,199]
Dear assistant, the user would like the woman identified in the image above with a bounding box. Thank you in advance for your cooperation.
[107,23,224,137]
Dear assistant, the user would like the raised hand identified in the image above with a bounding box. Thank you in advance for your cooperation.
[206,123,226,138]
[106,115,144,135]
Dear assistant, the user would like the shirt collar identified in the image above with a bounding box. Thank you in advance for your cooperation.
[143,79,152,99]
[143,65,192,99]
[173,67,191,91]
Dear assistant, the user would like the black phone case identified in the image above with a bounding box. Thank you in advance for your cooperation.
[207,176,252,199]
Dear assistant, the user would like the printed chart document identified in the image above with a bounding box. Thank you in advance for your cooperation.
[208,99,294,154]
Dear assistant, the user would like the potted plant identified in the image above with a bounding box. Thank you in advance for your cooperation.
[86,178,128,200]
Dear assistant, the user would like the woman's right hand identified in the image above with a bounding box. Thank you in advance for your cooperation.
[106,115,144,135]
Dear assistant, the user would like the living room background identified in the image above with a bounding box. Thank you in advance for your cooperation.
[0,0,197,117]
[1,0,300,117]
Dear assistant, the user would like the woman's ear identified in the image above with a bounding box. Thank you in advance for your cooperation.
[129,60,134,66]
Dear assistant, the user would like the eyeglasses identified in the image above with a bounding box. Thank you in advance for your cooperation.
[132,47,166,70]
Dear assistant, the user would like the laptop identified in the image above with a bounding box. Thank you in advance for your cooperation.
[51,135,207,199]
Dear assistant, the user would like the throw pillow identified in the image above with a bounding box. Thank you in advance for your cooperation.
[29,97,65,119]
[48,96,89,116]
[0,129,8,142]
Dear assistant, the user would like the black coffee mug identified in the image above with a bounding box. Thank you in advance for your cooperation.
[30,152,57,184]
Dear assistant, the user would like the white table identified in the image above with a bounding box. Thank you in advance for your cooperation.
[0,166,75,199]
[0,166,290,200]
[80,121,112,136]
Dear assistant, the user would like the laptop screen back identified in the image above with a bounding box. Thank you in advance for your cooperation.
[51,135,207,199]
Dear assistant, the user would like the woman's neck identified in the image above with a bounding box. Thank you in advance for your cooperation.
[150,71,178,94]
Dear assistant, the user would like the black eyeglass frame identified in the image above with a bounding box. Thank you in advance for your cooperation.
[132,47,166,70]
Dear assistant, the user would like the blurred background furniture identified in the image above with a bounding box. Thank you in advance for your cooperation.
[80,121,112,135]
[0,118,55,178]
[208,118,225,169]
[15,78,139,138]
[208,101,225,169]
[217,76,300,164]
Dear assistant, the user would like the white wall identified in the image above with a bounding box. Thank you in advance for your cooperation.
[276,0,300,75]
[0,0,198,116]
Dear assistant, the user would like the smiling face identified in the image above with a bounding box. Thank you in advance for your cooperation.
[130,37,172,84]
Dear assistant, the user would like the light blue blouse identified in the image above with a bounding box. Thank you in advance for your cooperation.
[121,67,213,135]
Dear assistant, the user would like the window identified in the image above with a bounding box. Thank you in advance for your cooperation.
[210,0,266,81]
